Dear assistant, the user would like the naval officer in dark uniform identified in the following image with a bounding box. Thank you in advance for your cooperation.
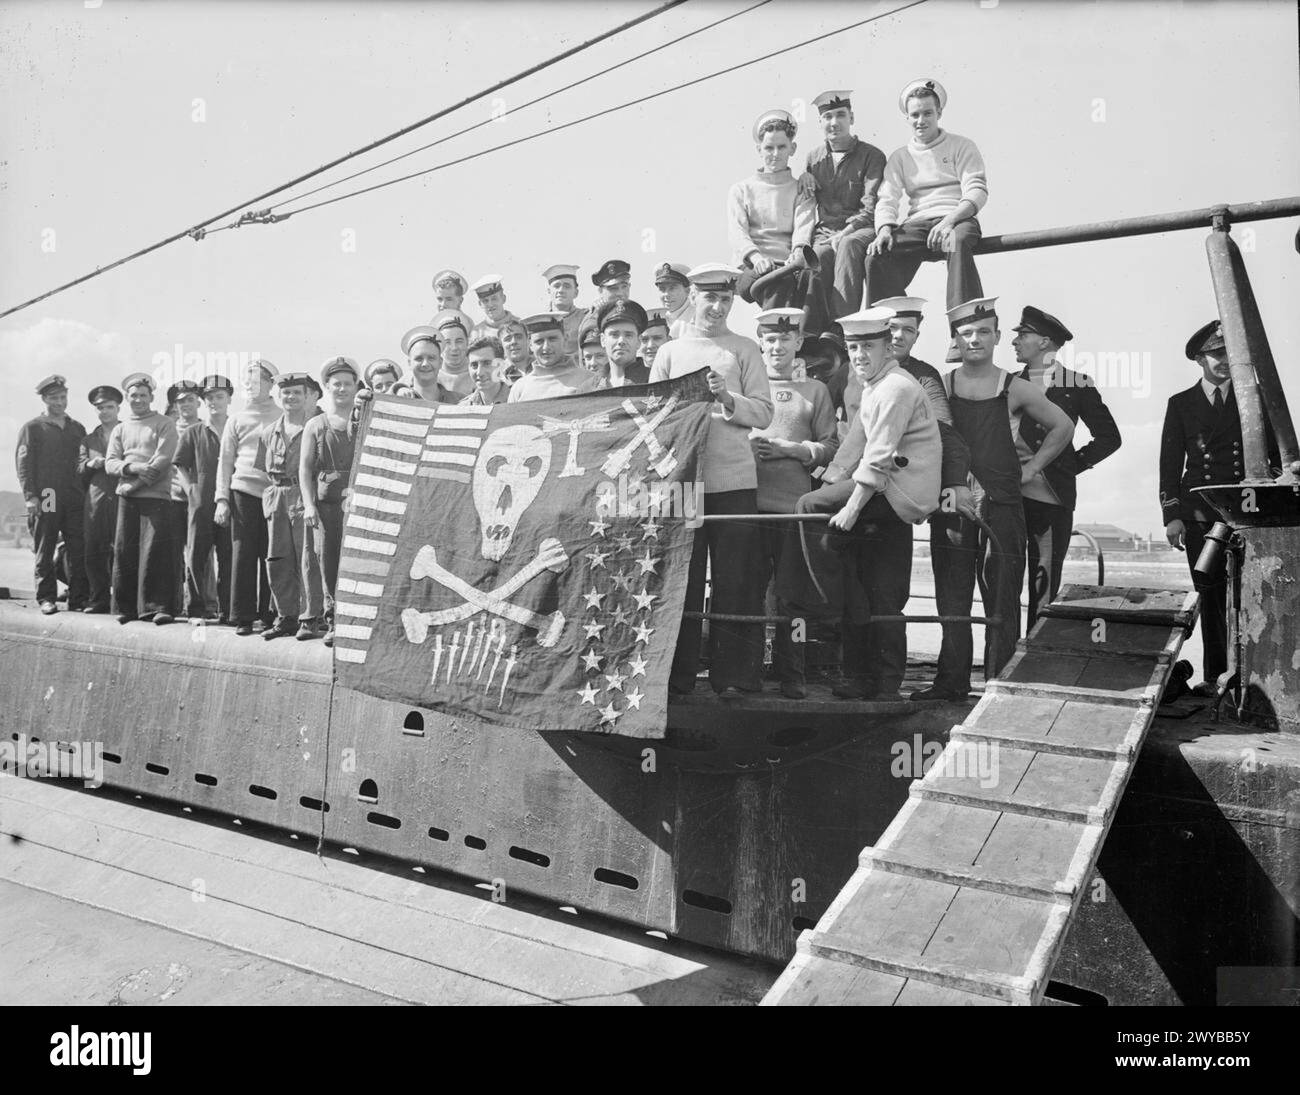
[1159,319,1278,694]
[1010,306,1122,625]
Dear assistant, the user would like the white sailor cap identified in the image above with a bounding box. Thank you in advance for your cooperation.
[401,326,441,355]
[431,269,467,294]
[755,307,805,333]
[431,309,473,337]
[470,274,504,298]
[946,296,1000,331]
[686,263,742,290]
[899,77,948,113]
[871,295,927,318]
[543,264,580,284]
[752,108,796,142]
[839,307,896,341]
[812,90,853,114]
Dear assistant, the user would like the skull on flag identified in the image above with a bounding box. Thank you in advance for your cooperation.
[472,424,553,561]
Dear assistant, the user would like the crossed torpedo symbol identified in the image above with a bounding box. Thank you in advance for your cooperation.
[402,538,569,648]
[600,394,679,480]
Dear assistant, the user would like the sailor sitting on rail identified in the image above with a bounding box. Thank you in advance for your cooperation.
[779,307,941,702]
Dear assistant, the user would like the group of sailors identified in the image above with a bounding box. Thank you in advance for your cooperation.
[14,77,1262,698]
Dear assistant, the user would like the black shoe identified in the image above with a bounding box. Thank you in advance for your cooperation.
[153,613,174,626]
[322,628,334,648]
[1189,681,1219,698]
[780,680,808,700]
[234,622,254,637]
[82,605,109,614]
[262,619,298,641]
[39,601,57,616]
[296,618,324,641]
[116,613,137,625]
[910,685,970,702]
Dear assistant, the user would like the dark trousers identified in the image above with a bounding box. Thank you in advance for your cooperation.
[1183,517,1228,684]
[265,484,324,623]
[930,500,1027,691]
[1024,498,1073,627]
[786,481,914,694]
[670,489,765,693]
[758,522,804,685]
[112,495,177,617]
[814,224,877,318]
[229,488,272,625]
[312,501,345,614]
[736,261,814,312]
[185,502,231,619]
[83,495,117,610]
[864,217,983,312]
[31,495,87,608]
[168,499,188,615]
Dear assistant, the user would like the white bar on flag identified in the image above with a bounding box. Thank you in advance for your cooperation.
[338,578,384,598]
[335,647,367,664]
[347,513,401,536]
[334,623,373,641]
[377,401,438,420]
[364,434,422,456]
[335,601,378,620]
[349,493,407,515]
[369,416,430,437]
[420,450,477,467]
[344,535,397,556]
[430,417,488,431]
[360,452,418,475]
[422,434,481,449]
[354,472,412,495]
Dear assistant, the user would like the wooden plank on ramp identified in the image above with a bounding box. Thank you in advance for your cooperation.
[763,584,1197,1006]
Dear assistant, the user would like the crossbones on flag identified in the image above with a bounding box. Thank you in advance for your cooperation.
[333,369,714,739]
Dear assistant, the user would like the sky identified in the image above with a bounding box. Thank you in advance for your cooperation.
[1,0,1296,536]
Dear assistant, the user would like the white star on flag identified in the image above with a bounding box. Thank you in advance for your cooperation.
[641,519,661,540]
[604,667,626,692]
[625,689,644,710]
[632,622,654,644]
[583,588,604,609]
[636,550,659,576]
[627,652,648,678]
[577,682,600,705]
[610,604,630,627]
[633,588,657,611]
[589,516,610,537]
[581,648,603,672]
[586,547,610,569]
[599,702,622,725]
[583,620,606,640]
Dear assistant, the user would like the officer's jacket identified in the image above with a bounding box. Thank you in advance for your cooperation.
[806,137,888,234]
[16,415,86,502]
[1159,382,1278,524]
[1016,364,1121,511]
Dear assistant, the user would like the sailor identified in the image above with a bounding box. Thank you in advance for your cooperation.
[544,264,589,356]
[430,309,476,398]
[781,307,942,700]
[400,325,453,403]
[823,296,973,514]
[16,375,88,614]
[498,317,532,383]
[597,298,651,388]
[913,297,1073,700]
[301,357,360,647]
[105,372,180,624]
[806,89,888,319]
[507,313,601,402]
[1011,306,1122,625]
[463,335,512,405]
[173,375,234,622]
[749,307,839,698]
[165,380,203,613]
[591,259,632,308]
[866,79,988,311]
[653,262,693,337]
[77,384,122,614]
[639,308,671,371]
[256,373,325,641]
[364,358,402,394]
[649,263,774,694]
[1159,320,1278,695]
[578,322,609,378]
[468,274,522,344]
[730,108,817,312]
[431,269,468,312]
[215,359,281,635]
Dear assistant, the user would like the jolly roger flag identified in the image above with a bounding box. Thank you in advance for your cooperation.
[333,370,714,739]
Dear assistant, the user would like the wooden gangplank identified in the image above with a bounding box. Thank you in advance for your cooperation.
[762,586,1198,1006]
